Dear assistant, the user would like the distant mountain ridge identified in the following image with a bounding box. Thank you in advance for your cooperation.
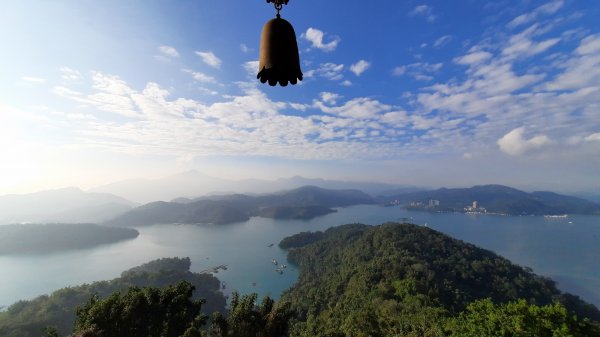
[0,188,137,225]
[381,184,600,215]
[90,170,417,203]
[105,186,374,226]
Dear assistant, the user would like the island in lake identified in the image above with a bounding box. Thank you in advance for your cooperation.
[0,223,139,255]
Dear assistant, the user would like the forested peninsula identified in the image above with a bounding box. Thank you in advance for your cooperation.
[0,224,138,255]
[280,223,600,336]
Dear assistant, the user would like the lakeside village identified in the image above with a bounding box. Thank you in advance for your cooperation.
[388,199,492,215]
[387,199,570,219]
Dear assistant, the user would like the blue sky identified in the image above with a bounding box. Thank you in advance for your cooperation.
[1,0,599,194]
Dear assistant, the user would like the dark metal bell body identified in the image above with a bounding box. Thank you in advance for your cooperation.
[257,17,303,87]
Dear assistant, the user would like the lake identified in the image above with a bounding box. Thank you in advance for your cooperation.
[1,205,600,308]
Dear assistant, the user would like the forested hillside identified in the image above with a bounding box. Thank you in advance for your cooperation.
[280,223,600,336]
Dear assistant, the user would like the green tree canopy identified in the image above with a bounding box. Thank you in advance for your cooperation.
[74,281,206,337]
[448,298,600,337]
[207,292,293,337]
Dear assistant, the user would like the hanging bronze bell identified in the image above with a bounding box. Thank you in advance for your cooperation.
[257,1,303,87]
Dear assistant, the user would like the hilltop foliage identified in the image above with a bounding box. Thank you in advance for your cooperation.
[73,281,206,337]
[71,289,292,337]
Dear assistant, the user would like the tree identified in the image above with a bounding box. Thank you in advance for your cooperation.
[448,298,600,337]
[41,327,60,337]
[207,292,293,337]
[73,281,206,337]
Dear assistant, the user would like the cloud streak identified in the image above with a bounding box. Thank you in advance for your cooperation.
[158,45,179,58]
[195,51,222,68]
[303,28,340,52]
[507,0,564,29]
[350,60,371,76]
[410,5,436,23]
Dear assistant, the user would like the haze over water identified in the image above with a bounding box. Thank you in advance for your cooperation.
[1,205,599,308]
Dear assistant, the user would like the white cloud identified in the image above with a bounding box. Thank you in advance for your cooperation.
[340,80,353,87]
[21,76,46,84]
[545,34,600,90]
[315,97,391,120]
[60,67,82,81]
[392,66,406,76]
[243,61,260,77]
[50,71,412,160]
[434,35,453,48]
[497,127,551,155]
[410,5,436,23]
[350,60,371,76]
[53,86,85,98]
[409,24,600,164]
[454,51,493,65]
[195,51,222,68]
[502,25,560,60]
[392,62,442,81]
[158,45,179,58]
[45,27,600,171]
[507,0,564,29]
[92,72,135,96]
[576,34,600,55]
[303,70,316,78]
[585,133,600,142]
[320,92,342,105]
[316,63,344,81]
[191,71,216,83]
[414,74,433,82]
[240,44,251,53]
[303,28,340,52]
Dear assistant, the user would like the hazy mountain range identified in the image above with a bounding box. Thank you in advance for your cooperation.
[90,170,419,204]
[105,186,374,226]
[1,175,599,226]
[0,188,137,225]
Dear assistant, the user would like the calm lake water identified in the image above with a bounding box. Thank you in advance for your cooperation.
[1,205,600,308]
